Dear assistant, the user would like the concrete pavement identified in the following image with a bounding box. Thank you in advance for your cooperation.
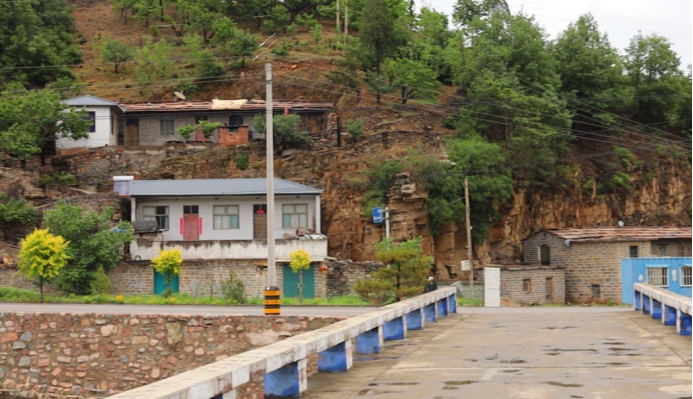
[304,307,692,399]
[0,303,376,317]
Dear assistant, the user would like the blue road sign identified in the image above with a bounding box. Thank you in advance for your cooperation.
[372,207,383,223]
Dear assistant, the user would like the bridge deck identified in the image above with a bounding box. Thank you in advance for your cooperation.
[303,307,692,399]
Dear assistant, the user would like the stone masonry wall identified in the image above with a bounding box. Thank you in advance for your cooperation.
[523,232,652,303]
[498,266,566,305]
[0,313,343,398]
[54,147,167,191]
[650,239,693,257]
[325,261,383,297]
[109,260,328,299]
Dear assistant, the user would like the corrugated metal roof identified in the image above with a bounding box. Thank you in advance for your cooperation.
[122,100,333,113]
[62,95,122,108]
[128,178,322,197]
[536,227,692,242]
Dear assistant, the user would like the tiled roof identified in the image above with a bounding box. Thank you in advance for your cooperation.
[538,227,692,242]
[121,100,333,113]
[128,178,322,197]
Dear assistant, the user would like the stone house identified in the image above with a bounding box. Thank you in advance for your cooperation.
[483,264,566,306]
[522,227,692,303]
[122,178,328,298]
[117,99,333,148]
[56,95,124,153]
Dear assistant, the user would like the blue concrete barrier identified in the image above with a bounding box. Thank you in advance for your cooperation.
[634,283,692,336]
[108,286,458,399]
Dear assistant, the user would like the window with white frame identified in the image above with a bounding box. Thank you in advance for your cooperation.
[213,205,239,229]
[681,266,692,287]
[282,204,308,228]
[646,266,668,286]
[160,117,175,136]
[143,206,169,230]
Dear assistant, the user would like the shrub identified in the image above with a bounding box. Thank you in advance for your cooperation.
[236,152,249,170]
[18,229,70,302]
[220,270,246,303]
[272,43,289,56]
[89,267,113,295]
[40,171,76,189]
[347,118,364,139]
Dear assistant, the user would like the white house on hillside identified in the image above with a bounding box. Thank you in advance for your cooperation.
[125,178,327,262]
[57,95,124,151]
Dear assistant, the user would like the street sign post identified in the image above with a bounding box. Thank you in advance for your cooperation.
[372,207,383,224]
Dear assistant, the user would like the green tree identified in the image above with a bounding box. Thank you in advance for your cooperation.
[384,58,440,104]
[359,0,402,102]
[624,32,688,128]
[0,87,92,163]
[253,114,312,151]
[0,192,38,242]
[151,248,182,298]
[0,0,82,86]
[135,38,175,82]
[44,202,133,295]
[101,38,134,73]
[18,229,69,303]
[263,4,291,34]
[353,237,432,303]
[552,14,627,127]
[447,137,513,243]
[229,29,260,69]
[289,248,311,304]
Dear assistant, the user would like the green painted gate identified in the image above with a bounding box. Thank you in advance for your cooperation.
[282,263,315,298]
[153,271,179,295]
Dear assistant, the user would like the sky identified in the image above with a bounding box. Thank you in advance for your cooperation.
[417,0,693,69]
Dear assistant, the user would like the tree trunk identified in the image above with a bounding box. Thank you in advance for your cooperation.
[39,279,44,303]
[298,270,303,305]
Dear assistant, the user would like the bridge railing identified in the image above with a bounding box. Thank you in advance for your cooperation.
[633,283,691,336]
[108,286,457,399]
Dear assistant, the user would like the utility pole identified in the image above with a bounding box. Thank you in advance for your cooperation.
[385,207,390,240]
[264,63,280,315]
[464,178,474,298]
[336,0,340,36]
[344,0,349,46]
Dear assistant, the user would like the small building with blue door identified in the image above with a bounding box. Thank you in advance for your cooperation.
[621,257,692,304]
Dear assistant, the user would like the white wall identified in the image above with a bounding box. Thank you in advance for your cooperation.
[57,106,115,149]
[130,237,328,261]
[133,195,319,241]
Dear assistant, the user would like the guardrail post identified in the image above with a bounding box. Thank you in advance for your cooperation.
[383,316,406,340]
[436,298,448,317]
[663,305,677,326]
[651,299,662,319]
[679,311,692,336]
[318,341,353,372]
[448,295,457,313]
[406,309,424,330]
[355,326,383,354]
[264,361,300,399]
[633,290,642,311]
[424,303,437,323]
[642,295,651,315]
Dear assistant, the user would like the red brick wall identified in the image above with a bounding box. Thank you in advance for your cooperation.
[219,126,249,147]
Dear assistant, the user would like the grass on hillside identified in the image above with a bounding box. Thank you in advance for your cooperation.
[0,286,369,306]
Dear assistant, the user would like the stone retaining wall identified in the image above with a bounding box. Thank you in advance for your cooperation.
[0,313,342,398]
[325,261,383,297]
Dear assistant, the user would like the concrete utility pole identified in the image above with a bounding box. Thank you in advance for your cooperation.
[465,178,474,298]
[344,0,349,46]
[266,63,276,288]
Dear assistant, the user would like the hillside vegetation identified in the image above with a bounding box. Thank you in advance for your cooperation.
[0,0,690,268]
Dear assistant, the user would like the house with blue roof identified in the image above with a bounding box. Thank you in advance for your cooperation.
[119,178,328,298]
[57,95,124,151]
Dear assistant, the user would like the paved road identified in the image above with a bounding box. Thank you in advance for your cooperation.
[305,307,692,399]
[0,303,376,317]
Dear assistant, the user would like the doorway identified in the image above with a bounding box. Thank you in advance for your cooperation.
[283,263,315,299]
[253,204,267,240]
[194,116,208,142]
[183,205,199,240]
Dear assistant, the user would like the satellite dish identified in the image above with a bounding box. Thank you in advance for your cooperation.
[618,220,625,227]
[173,91,186,100]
